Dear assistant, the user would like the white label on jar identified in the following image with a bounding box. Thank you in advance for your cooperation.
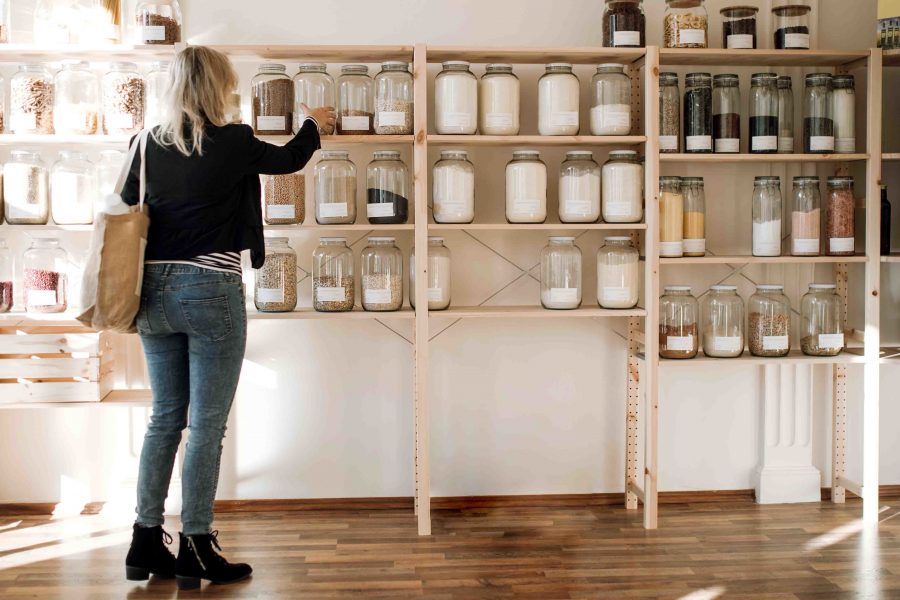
[602,287,632,303]
[793,238,820,254]
[141,25,166,41]
[810,136,835,152]
[660,135,679,151]
[367,203,395,218]
[317,287,346,302]
[257,288,284,303]
[442,112,472,129]
[561,199,593,215]
[785,33,810,48]
[836,138,856,153]
[779,137,795,153]
[678,28,706,45]
[108,113,135,129]
[667,336,694,351]
[550,287,579,303]
[752,136,778,152]
[427,288,444,302]
[829,237,855,253]
[614,30,641,46]
[513,199,542,213]
[818,333,844,350]
[27,290,58,306]
[715,138,740,153]
[727,34,754,49]
[763,336,790,351]
[683,238,706,254]
[594,106,631,130]
[604,200,636,219]
[266,205,295,220]
[659,241,684,257]
[257,115,286,131]
[378,111,406,127]
[319,203,349,218]
[341,115,369,131]
[364,288,392,304]
[550,111,579,127]
[12,113,37,131]
[713,336,742,353]
[486,112,514,128]
[686,135,712,151]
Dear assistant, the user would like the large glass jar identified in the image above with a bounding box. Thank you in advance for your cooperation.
[51,151,97,225]
[701,285,744,358]
[596,236,639,309]
[312,237,354,313]
[479,64,520,135]
[314,151,357,225]
[540,236,582,310]
[791,176,821,256]
[803,73,834,154]
[800,283,844,356]
[682,177,705,256]
[0,0,9,43]
[590,64,631,136]
[98,150,124,198]
[659,72,680,153]
[559,151,600,223]
[144,61,170,128]
[33,0,76,45]
[748,284,790,357]
[773,4,811,49]
[261,171,305,225]
[410,237,451,311]
[367,151,409,225]
[684,72,712,153]
[664,0,708,48]
[602,150,643,223]
[374,61,413,135]
[659,286,699,359]
[433,150,475,224]
[0,239,12,313]
[4,151,49,225]
[23,237,67,314]
[254,237,297,313]
[832,75,855,153]
[102,62,144,136]
[721,5,757,48]
[435,61,477,135]
[712,73,740,153]
[826,176,856,257]
[777,76,794,153]
[11,64,54,134]
[53,61,99,135]
[292,63,335,134]
[337,65,374,135]
[252,64,293,136]
[604,0,645,48]
[135,0,182,45]
[506,150,547,223]
[538,63,580,136]
[753,176,782,257]
[660,176,683,258]
[750,73,778,154]
[361,237,403,312]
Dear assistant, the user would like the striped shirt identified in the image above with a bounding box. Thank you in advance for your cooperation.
[146,252,243,276]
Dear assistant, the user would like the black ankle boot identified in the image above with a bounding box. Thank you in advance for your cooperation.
[125,524,176,580]
[175,531,252,590]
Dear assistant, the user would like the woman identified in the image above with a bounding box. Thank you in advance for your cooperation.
[121,46,335,590]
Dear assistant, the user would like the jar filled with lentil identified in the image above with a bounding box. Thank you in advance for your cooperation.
[713,74,740,153]
[659,176,684,258]
[367,150,409,224]
[596,236,639,309]
[590,63,631,136]
[435,61,478,135]
[826,176,856,256]
[664,0,708,48]
[701,285,744,358]
[410,237,451,311]
[659,72,680,153]
[50,151,97,226]
[135,0,182,45]
[252,64,293,136]
[777,76,794,153]
[541,236,582,310]
[0,239,11,314]
[791,176,821,256]
[144,61,170,128]
[604,0,645,48]
[53,60,99,135]
[292,63,335,134]
[752,176,782,257]
[748,284,790,357]
[601,149,643,223]
[11,63,54,134]
[433,150,475,224]
[314,151,357,225]
[374,61,413,135]
[750,73,778,154]
[538,63,580,136]
[4,151,49,225]
[682,177,705,256]
[832,75,855,153]
[361,237,403,312]
[313,237,355,313]
[506,150,547,224]
[800,283,844,356]
[23,237,67,314]
[721,5,757,48]
[659,286,699,359]
[261,171,305,225]
[773,4,811,49]
[254,237,297,313]
[479,64,520,135]
[338,64,374,135]
[102,62,144,136]
[559,151,600,224]
[684,72,712,153]
[803,74,834,153]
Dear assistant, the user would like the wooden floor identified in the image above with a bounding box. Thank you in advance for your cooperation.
[0,500,897,599]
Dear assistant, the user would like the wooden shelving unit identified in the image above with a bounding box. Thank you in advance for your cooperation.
[659,152,868,163]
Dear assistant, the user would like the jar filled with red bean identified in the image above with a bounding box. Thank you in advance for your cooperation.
[826,176,856,256]
[23,237,68,314]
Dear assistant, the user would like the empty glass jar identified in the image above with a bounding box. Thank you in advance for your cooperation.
[538,64,580,136]
[660,176,684,257]
[51,151,97,225]
[367,151,409,224]
[315,151,357,225]
[721,5,757,48]
[684,72,712,153]
[664,0,708,48]
[750,73,778,154]
[53,60,99,135]
[713,74,740,153]
[361,237,403,312]
[435,61,477,135]
[410,237,451,311]
[801,283,844,356]
[826,176,856,256]
[338,65,374,135]
[0,239,11,313]
[804,73,834,153]
[659,286,699,359]
[748,284,790,357]
[682,177,706,256]
[604,0,645,48]
[144,61,170,128]
[773,4,811,49]
[313,237,355,313]
[11,63,54,134]
[292,63,335,134]
[591,64,631,136]
[541,237,582,310]
[98,150,124,198]
[559,151,601,223]
[102,62,144,135]
[23,237,68,314]
[752,176,782,257]
[596,236,639,309]
[791,176,821,256]
[135,0,182,45]
[374,61,413,135]
[433,150,475,224]
[5,151,49,225]
[254,237,297,313]
[701,285,744,358]
[602,150,643,223]
[252,64,293,135]
[659,72,680,153]
[506,150,547,223]
[777,76,794,153]
[832,75,855,153]
[479,64,520,135]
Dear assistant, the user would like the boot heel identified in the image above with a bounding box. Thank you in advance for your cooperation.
[125,566,150,581]
[176,575,201,590]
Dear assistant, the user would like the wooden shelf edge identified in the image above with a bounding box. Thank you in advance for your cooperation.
[660,153,868,163]
[431,306,646,318]
[427,135,646,146]
[425,46,646,64]
[428,222,647,230]
[0,389,153,410]
[248,308,415,320]
[662,255,868,265]
[638,349,866,365]
[659,48,870,67]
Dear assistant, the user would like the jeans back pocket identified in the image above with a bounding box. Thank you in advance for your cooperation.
[179,296,234,342]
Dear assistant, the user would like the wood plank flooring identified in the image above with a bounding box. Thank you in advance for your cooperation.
[0,499,896,599]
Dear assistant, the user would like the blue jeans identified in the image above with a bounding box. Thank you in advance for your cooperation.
[134,264,247,536]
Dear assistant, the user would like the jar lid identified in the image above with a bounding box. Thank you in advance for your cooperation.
[681,176,704,185]
[685,72,712,85]
[660,175,682,184]
[754,175,781,183]
[827,176,854,186]
[151,61,170,70]
[10,150,39,159]
[565,150,594,160]
[833,74,855,88]
[545,63,574,72]
[756,284,784,291]
[777,75,793,88]
[442,60,471,69]
[805,73,833,85]
[321,150,350,159]
[58,150,89,161]
[99,149,125,157]
[61,59,90,68]
[596,63,625,71]
[713,74,739,85]
[659,72,679,84]
[297,62,327,72]
[666,0,703,6]
[772,4,812,16]
[428,236,445,243]
[664,285,692,292]
[368,236,396,243]
[440,150,469,159]
[793,175,820,183]
[341,64,369,74]
[19,62,47,70]
[809,283,836,290]
[381,60,409,71]
[751,72,778,84]
[373,150,401,159]
[265,237,290,244]
[485,63,514,73]
[549,236,576,242]
[721,5,758,17]
[604,236,632,242]
[111,61,139,71]
[320,237,347,243]
[512,150,541,159]
[710,285,738,292]
[609,149,638,157]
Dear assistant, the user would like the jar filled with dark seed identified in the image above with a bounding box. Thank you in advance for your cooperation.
[773,4,811,49]
[251,64,293,136]
[683,72,712,153]
[366,150,409,224]
[749,73,778,154]
[777,76,794,153]
[659,72,680,153]
[712,74,740,153]
[803,73,834,154]
[721,6,757,49]
[603,0,645,48]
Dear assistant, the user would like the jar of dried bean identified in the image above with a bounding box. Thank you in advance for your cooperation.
[748,284,790,358]
[261,171,305,225]
[435,61,477,135]
[23,237,67,314]
[254,237,297,313]
[374,61,413,135]
[682,177,705,256]
[337,65,374,135]
[800,283,844,356]
[700,285,744,358]
[292,63,334,134]
[604,0,645,48]
[559,151,600,224]
[102,62,144,136]
[659,72,680,153]
[659,286,699,359]
[590,64,631,136]
[135,0,182,45]
[11,63,54,134]
[144,61,170,128]
[313,237,355,313]
[51,151,97,225]
[53,61,99,135]
[664,0,708,48]
[252,64,293,136]
[0,239,12,313]
[659,176,683,258]
[433,150,475,224]
[773,4,811,50]
[361,237,403,312]
[791,176,820,256]
[826,176,856,257]
[4,150,49,225]
[410,237,452,311]
[541,236,582,310]
[367,151,409,224]
[596,236,639,309]
[314,151,357,225]
[721,6,757,49]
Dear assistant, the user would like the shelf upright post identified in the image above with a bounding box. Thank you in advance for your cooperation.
[832,260,849,505]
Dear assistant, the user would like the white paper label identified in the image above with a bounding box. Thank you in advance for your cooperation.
[550,111,579,127]
[818,333,845,350]
[683,238,706,253]
[614,30,641,46]
[364,288,392,304]
[713,336,742,353]
[257,288,284,303]
[785,32,810,48]
[829,237,855,253]
[602,287,632,303]
[378,111,406,127]
[549,287,579,303]
[600,110,631,129]
[793,238,820,254]
[257,115,286,131]
[442,112,472,128]
[660,135,679,151]
[512,199,542,213]
[319,203,349,218]
[678,28,706,45]
[107,113,135,129]
[727,34,754,49]
[752,136,778,152]
[27,289,58,306]
[561,199,593,215]
[659,241,684,257]
[266,205,295,220]
[686,135,712,151]
[810,136,835,152]
[427,288,443,302]
[763,336,790,351]
[485,112,514,128]
[779,137,795,153]
[12,113,37,131]
[667,336,694,351]
[341,115,370,131]
[317,287,346,302]
[604,201,635,219]
[715,138,740,153]
[141,25,166,41]
[367,203,395,218]
[836,138,856,153]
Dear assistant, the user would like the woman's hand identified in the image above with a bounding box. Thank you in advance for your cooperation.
[301,103,336,135]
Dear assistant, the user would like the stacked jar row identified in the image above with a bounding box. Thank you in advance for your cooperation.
[29,1,183,45]
[0,237,68,314]
[659,283,845,359]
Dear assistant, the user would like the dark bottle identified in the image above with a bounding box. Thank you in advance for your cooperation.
[603,0,646,48]
[883,186,892,256]
[749,73,778,154]
[683,72,712,154]
[712,74,740,153]
[803,73,834,154]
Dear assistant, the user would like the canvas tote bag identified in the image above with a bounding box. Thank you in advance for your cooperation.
[77,130,151,333]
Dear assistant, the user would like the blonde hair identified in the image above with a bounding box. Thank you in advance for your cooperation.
[153,45,239,156]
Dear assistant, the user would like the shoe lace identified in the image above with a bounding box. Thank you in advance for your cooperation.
[208,530,223,553]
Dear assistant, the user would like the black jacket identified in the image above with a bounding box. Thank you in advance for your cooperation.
[122,119,320,268]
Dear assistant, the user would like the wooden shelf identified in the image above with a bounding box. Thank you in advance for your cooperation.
[884,153,900,161]
[0,134,130,146]
[659,48,870,67]
[0,44,174,63]
[265,224,415,232]
[261,134,413,145]
[0,223,94,232]
[881,254,900,263]
[427,135,646,146]
[431,305,645,318]
[208,44,414,63]
[429,222,646,231]
[660,152,868,163]
[662,254,868,265]
[248,308,415,320]
[885,49,900,67]
[426,46,645,65]
[651,349,867,366]
[0,312,86,328]
[0,389,153,410]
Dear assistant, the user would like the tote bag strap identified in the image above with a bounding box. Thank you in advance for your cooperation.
[113,129,152,207]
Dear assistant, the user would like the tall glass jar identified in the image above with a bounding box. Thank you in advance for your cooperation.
[590,64,631,136]
[721,5,757,49]
[752,176,782,257]
[314,151,357,225]
[361,237,403,312]
[433,150,475,224]
[773,4,811,49]
[261,171,305,226]
[800,283,844,356]
[33,0,75,45]
[826,176,856,257]
[292,63,335,134]
[0,239,11,313]
[0,0,9,43]
[367,151,409,224]
[0,74,5,132]
[337,65,374,135]
[51,151,97,225]
[538,63,580,136]
[659,286,699,359]
[601,150,643,223]
[597,236,639,309]
[312,237,355,313]
[748,284,790,357]
[659,72,680,153]
[11,64,54,134]
[252,64,293,135]
[664,0,708,48]
[777,76,794,153]
[98,150,124,198]
[144,61,170,128]
[682,177,705,256]
[102,62,144,136]
[254,237,297,313]
[135,0,182,45]
[791,176,821,256]
[53,61,99,135]
[4,151,49,225]
[660,176,683,258]
[684,72,712,153]
[479,64,520,135]
[803,73,834,154]
[713,74,740,153]
[604,0,645,47]
[23,238,68,314]
[832,75,855,153]
[506,150,547,224]
[434,61,477,135]
[374,61,413,135]
[540,236,582,310]
[750,73,778,154]
[559,151,601,223]
[701,285,744,358]
[410,237,451,311]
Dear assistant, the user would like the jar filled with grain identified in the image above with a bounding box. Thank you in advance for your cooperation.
[803,73,834,154]
[601,150,643,223]
[292,63,335,134]
[826,176,856,257]
[659,176,683,258]
[11,63,54,134]
[700,285,744,358]
[252,64,293,136]
[684,72,712,153]
[506,150,547,224]
[540,236,582,310]
[367,151,409,224]
[4,151,49,225]
[254,237,297,313]
[800,283,844,356]
[773,4,811,50]
[102,62,144,136]
[135,0,182,45]
[752,176,782,257]
[777,76,794,153]
[748,284,790,357]
[313,237,355,313]
[682,177,705,256]
[559,151,601,224]
[791,176,820,256]
[435,61,478,135]
[433,150,475,224]
[361,237,403,312]
[659,72,680,153]
[479,64,520,135]
[664,0,708,48]
[261,171,305,225]
[603,0,645,48]
[144,61,170,128]
[51,151,97,225]
[410,237,451,311]
[23,237,67,314]
[374,61,413,135]
[337,65,374,135]
[314,151,357,225]
[538,63,580,136]
[98,150,124,197]
[596,236,639,309]
[659,286,698,359]
[590,64,631,136]
[0,239,11,314]
[53,60,99,135]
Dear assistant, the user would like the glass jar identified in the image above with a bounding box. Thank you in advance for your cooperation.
[135,0,182,44]
[750,73,778,154]
[262,171,305,225]
[433,150,475,224]
[4,151,49,225]
[826,176,856,257]
[0,0,9,43]
[225,91,241,124]
[435,61,477,135]
[752,176,782,257]
[252,64,293,136]
[590,64,631,136]
[0,239,10,313]
[682,177,705,256]
[312,237,355,313]
[664,0,708,48]
[33,0,75,45]
[540,237,582,310]
[538,63,580,136]
[791,176,821,256]
[337,65,374,135]
[684,72,712,153]
[701,285,744,358]
[374,61,413,135]
[23,238,67,314]
[596,236,639,309]
[832,75,855,153]
[713,73,740,153]
[314,151,356,225]
[777,76,794,153]
[604,0,645,47]
[11,64,54,134]
[659,286,699,359]
[102,62,144,136]
[367,151,409,224]
[559,151,601,223]
[601,150,643,223]
[144,61,170,128]
[410,237,451,311]
[51,151,97,225]
[254,237,297,313]
[803,73,834,154]
[773,4,811,49]
[659,176,683,258]
[800,283,844,356]
[506,151,547,223]
[53,61,99,135]
[98,150,124,198]
[721,5,757,48]
[361,237,403,312]
[479,64,520,135]
[659,72,680,153]
[748,284,790,357]
[882,186,892,256]
[292,63,335,134]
